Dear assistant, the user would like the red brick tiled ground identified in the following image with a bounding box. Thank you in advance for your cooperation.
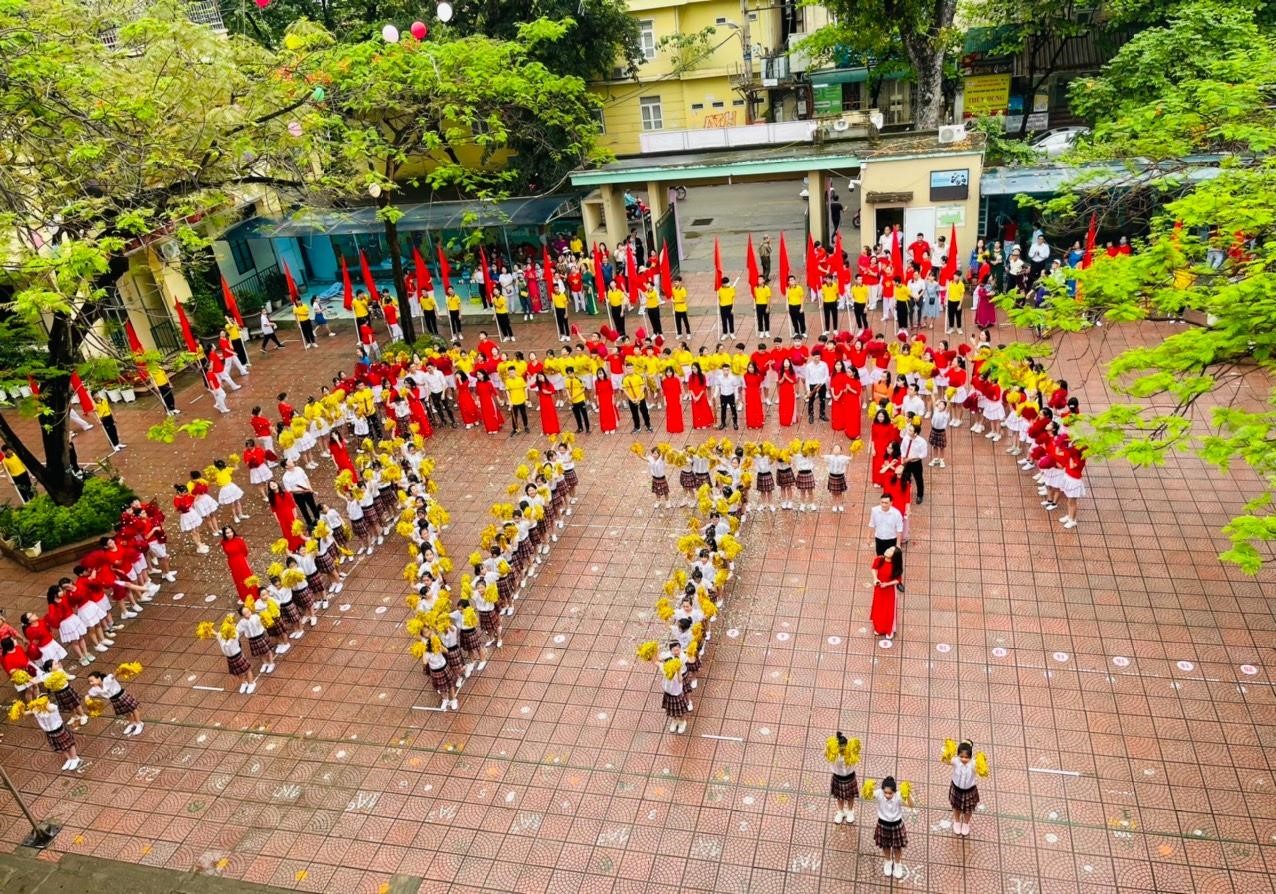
[1,281,1273,893]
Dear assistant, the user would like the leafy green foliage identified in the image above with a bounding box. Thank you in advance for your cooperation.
[146,417,215,444]
[966,117,1038,167]
[0,476,135,550]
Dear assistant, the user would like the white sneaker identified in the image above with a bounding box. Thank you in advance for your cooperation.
[163,571,177,582]
[1063,518,1077,529]
[845,810,854,824]
[938,459,946,468]
[274,643,290,654]
[893,862,905,879]
[833,810,844,824]
[94,643,109,652]
[66,757,84,771]
[239,681,248,694]
[676,721,687,733]
[477,659,488,670]
[883,860,893,877]
[449,698,458,710]
[196,545,210,554]
[263,663,275,673]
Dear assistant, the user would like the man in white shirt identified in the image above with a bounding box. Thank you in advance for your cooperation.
[714,368,741,430]
[1028,235,1051,283]
[804,353,830,423]
[281,459,320,528]
[900,422,929,504]
[868,493,905,555]
[422,367,456,427]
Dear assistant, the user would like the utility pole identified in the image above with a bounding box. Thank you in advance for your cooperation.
[739,0,754,123]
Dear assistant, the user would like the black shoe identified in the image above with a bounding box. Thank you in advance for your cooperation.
[575,427,584,434]
[716,423,726,430]
[820,415,829,422]
[733,423,738,430]
[644,426,652,433]
[631,427,640,434]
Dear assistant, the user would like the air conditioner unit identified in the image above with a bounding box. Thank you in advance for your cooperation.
[159,240,181,262]
[610,67,627,81]
[938,124,967,144]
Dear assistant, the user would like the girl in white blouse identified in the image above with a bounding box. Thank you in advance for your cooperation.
[868,775,914,880]
[948,739,982,837]
[86,671,144,736]
[823,446,851,512]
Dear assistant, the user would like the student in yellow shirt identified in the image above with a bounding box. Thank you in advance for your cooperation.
[564,367,591,433]
[223,317,251,369]
[503,369,529,434]
[851,274,870,330]
[1,444,34,502]
[606,282,627,337]
[569,236,584,257]
[671,276,691,337]
[420,286,439,337]
[716,276,736,341]
[94,393,124,452]
[945,276,966,334]
[551,288,571,342]
[351,293,370,334]
[292,299,316,349]
[150,364,178,415]
[621,363,651,432]
[493,293,516,343]
[784,274,808,339]
[752,276,773,338]
[643,283,663,337]
[820,273,840,335]
[445,288,462,342]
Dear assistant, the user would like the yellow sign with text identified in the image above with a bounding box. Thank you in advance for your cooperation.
[963,74,1012,118]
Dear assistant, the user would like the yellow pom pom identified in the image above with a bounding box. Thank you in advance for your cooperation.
[270,538,289,556]
[630,442,646,458]
[291,519,307,536]
[899,780,912,802]
[662,580,676,597]
[406,616,426,637]
[655,599,674,622]
[661,657,681,680]
[849,438,865,455]
[43,669,69,692]
[9,669,31,686]
[571,448,583,461]
[405,593,421,611]
[636,641,659,662]
[825,736,840,763]
[698,596,717,619]
[940,737,957,763]
[219,616,238,641]
[844,737,861,766]
[515,464,530,481]
[462,607,479,629]
[468,551,483,568]
[861,779,876,800]
[115,661,143,682]
[525,448,540,462]
[409,641,426,660]
[975,752,989,778]
[402,562,419,582]
[9,699,30,722]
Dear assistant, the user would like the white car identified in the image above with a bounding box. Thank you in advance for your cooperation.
[1031,127,1090,158]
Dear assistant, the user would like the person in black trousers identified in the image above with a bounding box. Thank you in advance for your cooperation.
[896,287,912,332]
[901,423,928,504]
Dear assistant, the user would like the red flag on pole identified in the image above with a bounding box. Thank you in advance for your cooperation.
[713,237,723,287]
[174,300,200,353]
[542,245,555,303]
[357,250,378,301]
[592,245,606,301]
[890,229,904,282]
[26,376,40,397]
[70,372,94,414]
[478,246,494,306]
[413,247,432,293]
[340,257,354,310]
[1081,213,1097,269]
[283,261,301,306]
[625,244,640,306]
[220,276,245,327]
[805,234,820,292]
[833,233,850,289]
[745,235,760,291]
[940,223,959,285]
[123,320,150,381]
[778,232,791,289]
[437,244,452,294]
[659,242,673,299]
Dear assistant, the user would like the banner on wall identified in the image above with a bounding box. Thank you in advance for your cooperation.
[962,73,1011,118]
[936,205,967,229]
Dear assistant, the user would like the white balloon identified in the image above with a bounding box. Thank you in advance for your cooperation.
[436,2,453,23]
[381,24,400,43]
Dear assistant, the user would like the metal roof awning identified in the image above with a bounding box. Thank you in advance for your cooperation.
[980,158,1225,196]
[220,194,582,240]
[809,67,870,85]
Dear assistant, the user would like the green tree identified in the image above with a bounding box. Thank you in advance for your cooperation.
[0,0,313,505]
[303,18,603,344]
[994,3,1276,571]
[799,0,957,128]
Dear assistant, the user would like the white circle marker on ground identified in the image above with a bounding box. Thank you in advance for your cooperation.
[374,606,388,615]
[1112,656,1130,668]
[742,796,755,806]
[991,647,1008,658]
[853,679,863,687]
[727,628,740,638]
[758,727,771,736]
[187,675,198,682]
[590,565,600,572]
[776,632,790,642]
[879,639,894,649]
[553,635,566,644]
[172,592,185,601]
[204,594,217,603]
[1053,652,1069,662]
[827,636,842,646]
[311,686,322,693]
[339,604,351,612]
[1177,660,1194,672]
[520,706,531,714]
[936,643,951,653]
[597,712,608,721]
[1240,664,1258,676]
[1045,833,1058,844]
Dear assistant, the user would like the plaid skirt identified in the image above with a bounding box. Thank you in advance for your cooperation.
[949,783,980,812]
[307,574,326,599]
[564,469,579,489]
[460,627,483,653]
[679,470,696,489]
[776,467,796,489]
[515,538,533,566]
[684,655,701,673]
[332,525,349,547]
[496,574,515,606]
[551,483,567,511]
[827,472,847,495]
[445,645,464,674]
[294,586,314,613]
[662,691,689,718]
[350,514,370,538]
[529,521,544,546]
[52,686,82,714]
[375,489,397,520]
[109,690,140,716]
[652,475,670,497]
[279,599,302,626]
[427,662,457,693]
[874,819,908,850]
[226,651,251,676]
[796,469,816,492]
[755,471,774,493]
[929,427,948,449]
[248,633,271,658]
[315,550,337,576]
[479,609,499,634]
[693,472,711,489]
[831,772,858,800]
[45,725,76,753]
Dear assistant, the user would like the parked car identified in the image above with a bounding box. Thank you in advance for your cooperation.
[1030,126,1090,158]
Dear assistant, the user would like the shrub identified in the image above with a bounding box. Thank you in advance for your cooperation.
[0,476,136,550]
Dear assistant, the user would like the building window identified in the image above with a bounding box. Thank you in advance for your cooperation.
[691,103,704,111]
[228,239,254,275]
[639,20,656,61]
[715,16,728,24]
[732,99,745,106]
[748,11,757,20]
[591,108,606,134]
[711,101,725,109]
[640,96,664,130]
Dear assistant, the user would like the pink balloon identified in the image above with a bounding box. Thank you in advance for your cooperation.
[255,0,270,8]
[410,21,428,39]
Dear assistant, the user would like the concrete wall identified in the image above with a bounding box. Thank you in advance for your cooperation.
[858,151,984,266]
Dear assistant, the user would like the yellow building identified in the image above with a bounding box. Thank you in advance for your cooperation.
[591,0,785,156]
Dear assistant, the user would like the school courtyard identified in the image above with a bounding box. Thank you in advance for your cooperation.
[0,287,1272,894]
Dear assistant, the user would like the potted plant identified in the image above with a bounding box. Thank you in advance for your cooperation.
[106,384,123,401]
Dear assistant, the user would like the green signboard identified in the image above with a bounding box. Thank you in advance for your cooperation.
[813,83,843,116]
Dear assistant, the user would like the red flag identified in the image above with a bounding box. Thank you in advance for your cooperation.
[890,229,904,282]
[220,276,245,327]
[834,234,851,289]
[70,372,94,414]
[478,246,494,305]
[659,242,673,299]
[437,244,452,294]
[174,300,199,353]
[1081,213,1097,269]
[940,224,959,285]
[778,232,791,289]
[713,237,723,288]
[123,320,149,381]
[626,244,640,306]
[27,376,40,397]
[592,245,606,300]
[745,235,760,291]
[805,234,820,292]
[357,250,378,302]
[340,257,354,310]
[542,245,555,303]
[413,247,432,293]
[283,262,301,306]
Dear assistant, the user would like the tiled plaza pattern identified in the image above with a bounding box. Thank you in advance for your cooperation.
[0,279,1273,894]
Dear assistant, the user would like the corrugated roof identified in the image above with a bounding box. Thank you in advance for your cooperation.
[981,158,1224,196]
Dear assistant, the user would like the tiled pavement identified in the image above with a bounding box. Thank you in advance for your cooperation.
[0,281,1273,894]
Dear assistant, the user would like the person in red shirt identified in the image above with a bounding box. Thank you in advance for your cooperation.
[359,322,380,360]
[249,406,275,452]
[242,439,273,501]
[476,332,500,361]
[382,295,402,341]
[276,394,295,426]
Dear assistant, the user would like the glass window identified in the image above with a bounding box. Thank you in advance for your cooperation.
[228,240,254,275]
[639,20,656,61]
[640,96,663,130]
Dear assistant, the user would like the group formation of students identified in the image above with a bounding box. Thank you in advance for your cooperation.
[2,500,168,769]
[634,439,745,734]
[403,439,582,710]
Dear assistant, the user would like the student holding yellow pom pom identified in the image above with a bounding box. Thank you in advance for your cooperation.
[24,697,84,771]
[86,667,144,736]
[659,654,690,734]
[866,774,914,879]
[793,442,819,512]
[238,602,277,675]
[553,443,579,509]
[825,731,861,824]
[948,738,985,837]
[420,635,459,711]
